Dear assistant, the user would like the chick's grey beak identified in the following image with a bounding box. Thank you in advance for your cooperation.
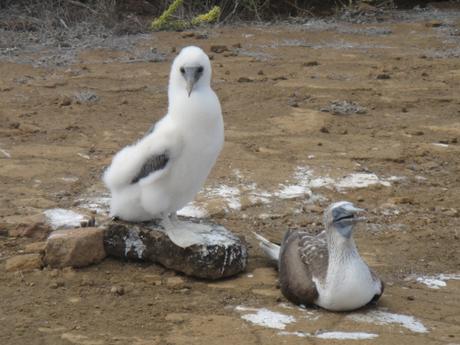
[184,67,200,97]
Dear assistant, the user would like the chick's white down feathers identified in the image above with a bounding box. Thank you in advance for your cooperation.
[103,46,224,222]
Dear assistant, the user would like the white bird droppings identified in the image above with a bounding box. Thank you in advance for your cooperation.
[348,310,428,333]
[0,148,11,158]
[315,331,378,340]
[235,306,296,330]
[335,173,391,191]
[315,332,378,340]
[205,184,241,210]
[278,331,309,337]
[77,196,110,214]
[279,330,378,340]
[415,274,460,289]
[124,231,146,259]
[432,142,449,148]
[177,203,208,218]
[43,208,86,230]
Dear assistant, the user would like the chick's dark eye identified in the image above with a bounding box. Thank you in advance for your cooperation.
[180,67,185,74]
[197,66,204,73]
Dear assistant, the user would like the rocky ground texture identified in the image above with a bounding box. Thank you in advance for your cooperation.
[1,4,460,345]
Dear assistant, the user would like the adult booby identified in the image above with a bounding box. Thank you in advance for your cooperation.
[255,201,384,311]
[103,46,224,245]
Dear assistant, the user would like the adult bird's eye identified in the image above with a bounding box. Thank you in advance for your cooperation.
[197,66,204,73]
[180,67,185,74]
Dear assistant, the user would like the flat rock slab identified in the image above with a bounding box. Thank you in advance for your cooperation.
[103,219,248,280]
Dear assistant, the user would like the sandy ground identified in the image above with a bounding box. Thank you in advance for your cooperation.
[1,6,460,345]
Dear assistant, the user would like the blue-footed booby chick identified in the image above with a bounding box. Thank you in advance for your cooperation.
[255,201,384,311]
[103,46,224,246]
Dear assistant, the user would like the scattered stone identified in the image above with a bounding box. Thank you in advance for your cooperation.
[196,33,208,40]
[181,32,195,38]
[24,241,47,254]
[237,77,253,83]
[257,70,264,75]
[48,269,59,278]
[165,276,186,290]
[287,99,298,107]
[252,288,280,298]
[49,279,65,289]
[321,100,367,115]
[303,61,319,67]
[388,197,414,205]
[45,227,106,268]
[80,216,96,228]
[60,96,72,106]
[5,254,43,272]
[320,126,330,134]
[110,286,125,295]
[9,217,52,241]
[210,45,229,53]
[425,21,443,28]
[443,208,458,217]
[79,276,94,287]
[103,219,247,280]
[376,73,391,80]
[232,43,242,49]
[142,274,162,286]
[74,90,98,104]
[223,52,238,57]
[272,76,288,81]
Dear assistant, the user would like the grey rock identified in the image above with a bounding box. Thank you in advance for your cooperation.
[103,219,247,280]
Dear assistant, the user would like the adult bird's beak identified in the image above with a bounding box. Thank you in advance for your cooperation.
[344,203,367,223]
[341,203,365,214]
[184,67,200,97]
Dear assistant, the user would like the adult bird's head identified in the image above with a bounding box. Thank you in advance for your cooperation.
[323,201,365,239]
[170,46,212,98]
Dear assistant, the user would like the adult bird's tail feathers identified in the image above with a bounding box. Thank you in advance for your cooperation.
[253,232,280,263]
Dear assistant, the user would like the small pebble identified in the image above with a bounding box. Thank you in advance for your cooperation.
[110,286,125,296]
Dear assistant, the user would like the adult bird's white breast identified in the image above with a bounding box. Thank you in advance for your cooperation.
[103,46,224,229]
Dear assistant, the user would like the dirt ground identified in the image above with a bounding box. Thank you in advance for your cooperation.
[1,5,460,345]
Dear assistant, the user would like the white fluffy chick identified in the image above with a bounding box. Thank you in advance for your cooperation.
[103,46,224,240]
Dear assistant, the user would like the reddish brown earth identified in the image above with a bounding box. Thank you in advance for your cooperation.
[1,8,460,345]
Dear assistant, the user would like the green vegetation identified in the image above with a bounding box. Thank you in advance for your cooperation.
[151,1,221,31]
[191,6,221,26]
[150,0,185,31]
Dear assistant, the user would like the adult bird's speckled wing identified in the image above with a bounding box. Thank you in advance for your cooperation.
[297,230,329,283]
[131,153,169,184]
[279,230,328,306]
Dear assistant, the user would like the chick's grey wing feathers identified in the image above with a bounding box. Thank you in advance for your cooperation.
[131,153,169,184]
[279,230,320,306]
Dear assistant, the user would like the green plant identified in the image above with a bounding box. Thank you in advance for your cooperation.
[191,5,221,25]
[150,0,221,31]
[150,0,184,31]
